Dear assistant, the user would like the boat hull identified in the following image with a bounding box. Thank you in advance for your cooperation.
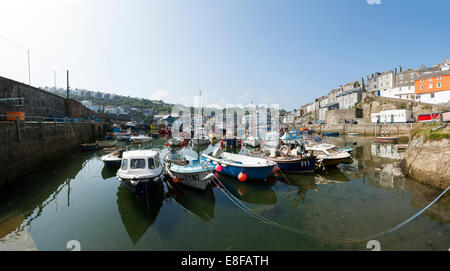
[321,157,352,167]
[268,156,315,173]
[203,159,275,180]
[166,169,213,190]
[322,132,339,137]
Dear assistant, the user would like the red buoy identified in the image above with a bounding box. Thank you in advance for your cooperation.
[173,176,180,183]
[215,164,223,172]
[238,172,247,182]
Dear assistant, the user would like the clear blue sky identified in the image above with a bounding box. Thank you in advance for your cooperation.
[0,0,449,110]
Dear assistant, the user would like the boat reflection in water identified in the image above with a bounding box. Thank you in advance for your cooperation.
[217,175,277,205]
[101,166,118,180]
[166,181,216,221]
[278,168,350,208]
[371,144,405,160]
[116,182,164,245]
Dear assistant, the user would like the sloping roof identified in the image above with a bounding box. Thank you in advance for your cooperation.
[336,87,362,97]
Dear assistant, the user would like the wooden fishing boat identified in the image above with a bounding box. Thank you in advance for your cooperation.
[96,138,118,148]
[373,137,398,144]
[202,148,277,181]
[80,143,98,151]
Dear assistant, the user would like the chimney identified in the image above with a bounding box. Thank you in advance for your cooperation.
[361,77,365,88]
[395,67,397,74]
[400,66,402,72]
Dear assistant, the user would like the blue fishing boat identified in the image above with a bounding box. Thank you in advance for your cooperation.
[202,148,277,181]
[322,132,340,137]
[267,155,316,173]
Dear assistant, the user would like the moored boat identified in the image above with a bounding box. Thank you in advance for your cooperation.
[373,137,398,144]
[96,138,118,148]
[80,143,98,151]
[164,154,215,191]
[202,148,277,181]
[116,150,164,196]
[305,143,352,167]
[101,149,124,167]
[322,132,340,137]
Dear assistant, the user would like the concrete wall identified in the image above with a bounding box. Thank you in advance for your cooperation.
[325,108,363,124]
[306,123,415,136]
[0,75,99,120]
[0,122,107,188]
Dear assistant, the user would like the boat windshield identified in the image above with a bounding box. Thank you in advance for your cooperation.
[148,158,155,169]
[122,159,128,170]
[327,147,340,154]
[130,159,146,169]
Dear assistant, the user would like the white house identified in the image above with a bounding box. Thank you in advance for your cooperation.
[371,110,413,123]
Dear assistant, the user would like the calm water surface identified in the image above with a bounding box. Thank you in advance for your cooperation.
[0,136,449,251]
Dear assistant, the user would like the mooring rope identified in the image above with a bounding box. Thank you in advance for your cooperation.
[208,169,450,243]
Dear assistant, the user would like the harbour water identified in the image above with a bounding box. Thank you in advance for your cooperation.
[0,136,448,251]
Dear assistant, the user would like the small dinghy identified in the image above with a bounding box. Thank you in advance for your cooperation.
[373,137,398,144]
[202,148,277,181]
[80,143,98,151]
[116,150,164,195]
[101,149,124,167]
[96,138,118,148]
[164,153,215,191]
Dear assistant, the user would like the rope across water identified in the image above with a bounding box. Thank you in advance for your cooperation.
[208,168,450,243]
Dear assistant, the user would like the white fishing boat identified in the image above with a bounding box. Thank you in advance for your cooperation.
[130,135,153,144]
[164,154,215,190]
[116,150,164,195]
[244,136,260,147]
[305,143,352,167]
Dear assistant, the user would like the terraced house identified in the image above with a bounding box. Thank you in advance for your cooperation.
[414,60,450,104]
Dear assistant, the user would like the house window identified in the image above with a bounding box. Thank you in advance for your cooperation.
[420,79,424,83]
[429,77,433,82]
[429,84,433,89]
[431,93,435,98]
[416,95,421,99]
[437,76,441,80]
[437,82,442,88]
[420,85,424,90]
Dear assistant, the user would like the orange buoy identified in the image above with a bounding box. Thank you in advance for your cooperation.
[238,172,247,182]
[173,176,180,183]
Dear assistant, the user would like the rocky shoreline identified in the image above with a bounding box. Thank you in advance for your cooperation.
[401,124,450,190]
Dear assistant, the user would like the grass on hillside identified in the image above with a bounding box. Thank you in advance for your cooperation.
[410,123,450,142]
